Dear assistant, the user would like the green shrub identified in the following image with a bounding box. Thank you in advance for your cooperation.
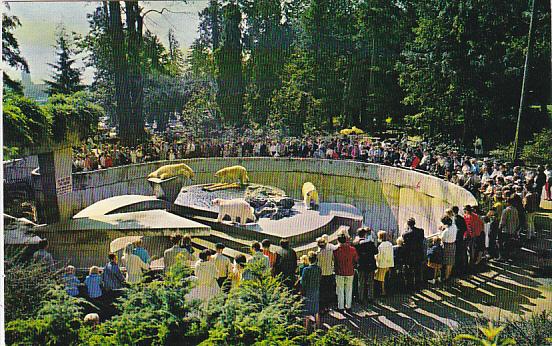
[200,261,304,345]
[4,256,58,322]
[81,254,203,345]
[521,128,552,165]
[6,287,84,346]
[307,325,364,346]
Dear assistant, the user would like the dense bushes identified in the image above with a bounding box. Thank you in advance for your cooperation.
[6,287,85,346]
[4,256,552,345]
[4,257,58,322]
[201,261,304,345]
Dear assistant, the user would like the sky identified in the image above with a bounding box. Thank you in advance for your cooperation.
[4,1,209,84]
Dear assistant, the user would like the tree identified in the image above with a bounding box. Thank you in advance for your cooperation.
[197,0,222,51]
[521,128,552,165]
[4,255,58,323]
[46,91,104,143]
[241,0,293,124]
[341,0,407,131]
[215,2,246,124]
[2,4,29,93]
[45,25,85,96]
[301,0,351,131]
[270,50,322,135]
[84,1,146,146]
[398,0,549,146]
[166,28,185,76]
[3,92,51,153]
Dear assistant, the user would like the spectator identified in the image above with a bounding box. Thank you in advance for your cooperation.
[487,211,500,258]
[274,239,298,290]
[535,165,547,201]
[231,254,247,287]
[439,216,457,281]
[392,236,407,289]
[213,243,233,291]
[33,239,55,271]
[333,233,358,312]
[544,164,552,201]
[301,251,321,331]
[499,198,520,261]
[84,266,103,299]
[463,205,484,266]
[374,231,394,296]
[402,218,425,289]
[122,243,149,284]
[189,250,220,304]
[451,206,468,276]
[132,239,151,264]
[261,239,277,269]
[248,241,270,275]
[163,234,186,271]
[298,255,310,277]
[353,228,378,304]
[523,185,539,241]
[83,313,100,328]
[181,234,197,267]
[427,237,443,285]
[63,265,80,297]
[101,253,125,293]
[316,236,335,314]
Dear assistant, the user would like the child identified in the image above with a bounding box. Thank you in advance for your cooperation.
[427,237,443,284]
[63,265,80,297]
[295,255,310,292]
[298,255,310,276]
[84,266,103,299]
[83,313,100,328]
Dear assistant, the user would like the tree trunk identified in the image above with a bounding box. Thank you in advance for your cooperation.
[513,0,536,161]
[123,1,146,145]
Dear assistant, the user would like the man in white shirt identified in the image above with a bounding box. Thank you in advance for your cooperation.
[213,243,233,292]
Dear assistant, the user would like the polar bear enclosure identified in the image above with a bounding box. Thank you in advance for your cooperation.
[33,158,476,237]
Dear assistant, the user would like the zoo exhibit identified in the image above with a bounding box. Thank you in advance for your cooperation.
[31,157,475,268]
[4,0,552,343]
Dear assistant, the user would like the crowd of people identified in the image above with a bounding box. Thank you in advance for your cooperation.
[72,133,552,211]
[31,182,542,329]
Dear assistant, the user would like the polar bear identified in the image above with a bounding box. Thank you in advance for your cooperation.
[148,163,195,180]
[302,182,319,210]
[212,198,256,225]
[214,165,250,185]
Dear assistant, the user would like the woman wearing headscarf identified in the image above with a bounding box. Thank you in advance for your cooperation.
[121,243,149,284]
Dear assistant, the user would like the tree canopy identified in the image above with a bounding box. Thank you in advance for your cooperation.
[45,26,85,96]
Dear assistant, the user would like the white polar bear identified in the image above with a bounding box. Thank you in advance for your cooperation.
[212,198,256,225]
[302,182,320,210]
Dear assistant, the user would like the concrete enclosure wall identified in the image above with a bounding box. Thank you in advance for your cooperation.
[33,158,477,236]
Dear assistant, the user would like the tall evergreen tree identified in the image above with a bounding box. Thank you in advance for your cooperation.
[215,2,245,124]
[167,29,185,76]
[2,4,29,93]
[45,26,84,96]
[241,0,292,124]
